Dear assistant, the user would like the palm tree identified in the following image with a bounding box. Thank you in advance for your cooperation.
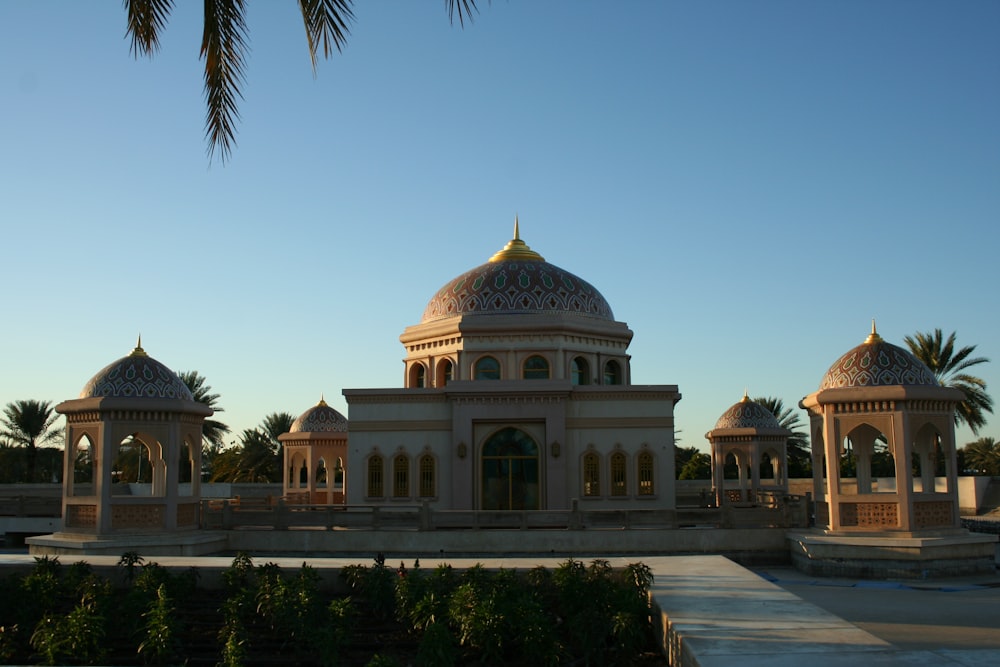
[0,400,62,482]
[210,428,280,483]
[962,437,1000,476]
[752,396,811,477]
[177,370,231,449]
[125,0,480,161]
[904,329,993,434]
[260,412,296,443]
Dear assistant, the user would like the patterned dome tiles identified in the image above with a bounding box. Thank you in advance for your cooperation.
[290,402,348,433]
[80,351,193,400]
[820,339,938,390]
[421,260,614,322]
[713,399,782,430]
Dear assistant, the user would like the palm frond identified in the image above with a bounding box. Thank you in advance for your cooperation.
[446,0,481,27]
[905,329,993,434]
[125,0,175,57]
[201,0,249,162]
[299,0,354,70]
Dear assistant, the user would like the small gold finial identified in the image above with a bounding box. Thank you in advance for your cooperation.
[318,395,328,406]
[130,334,148,357]
[865,319,883,344]
[489,216,545,263]
[740,388,750,403]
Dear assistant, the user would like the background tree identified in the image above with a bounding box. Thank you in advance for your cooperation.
[961,437,1000,476]
[904,329,993,434]
[259,411,296,470]
[209,429,280,483]
[678,451,712,480]
[125,0,481,161]
[177,370,231,449]
[752,396,811,477]
[0,399,62,483]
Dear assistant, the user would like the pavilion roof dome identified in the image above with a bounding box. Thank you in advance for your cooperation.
[290,398,348,433]
[819,324,938,390]
[79,339,193,400]
[713,394,782,430]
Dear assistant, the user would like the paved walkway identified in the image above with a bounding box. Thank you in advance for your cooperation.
[1,551,998,666]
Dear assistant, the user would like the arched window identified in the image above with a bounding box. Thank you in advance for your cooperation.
[418,454,436,498]
[367,455,384,498]
[393,454,410,498]
[438,359,454,386]
[603,360,622,385]
[523,355,550,379]
[637,451,654,496]
[583,451,601,497]
[610,451,627,496]
[474,356,501,380]
[571,357,590,385]
[410,364,426,388]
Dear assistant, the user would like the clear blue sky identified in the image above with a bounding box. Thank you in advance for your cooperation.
[2,1,997,452]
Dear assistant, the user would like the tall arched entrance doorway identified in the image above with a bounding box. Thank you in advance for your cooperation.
[481,427,540,510]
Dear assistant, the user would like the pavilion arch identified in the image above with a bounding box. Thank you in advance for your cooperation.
[70,433,96,496]
[912,422,948,493]
[315,457,329,488]
[137,432,168,495]
[840,422,895,494]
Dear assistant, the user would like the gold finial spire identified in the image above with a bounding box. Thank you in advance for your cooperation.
[488,216,545,263]
[318,395,328,406]
[130,334,147,357]
[740,388,750,403]
[865,319,883,344]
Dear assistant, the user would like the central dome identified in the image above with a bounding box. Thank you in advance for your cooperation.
[421,222,614,323]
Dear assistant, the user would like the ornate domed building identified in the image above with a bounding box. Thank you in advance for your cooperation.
[792,323,996,577]
[50,340,212,540]
[279,397,348,504]
[343,223,681,511]
[706,394,790,507]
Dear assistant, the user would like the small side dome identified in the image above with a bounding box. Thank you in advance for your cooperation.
[820,324,938,390]
[713,394,781,430]
[79,340,193,400]
[290,397,348,433]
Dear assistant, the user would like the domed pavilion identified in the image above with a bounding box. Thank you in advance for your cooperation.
[706,393,790,507]
[343,221,681,512]
[49,340,212,541]
[792,323,996,577]
[279,397,348,504]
